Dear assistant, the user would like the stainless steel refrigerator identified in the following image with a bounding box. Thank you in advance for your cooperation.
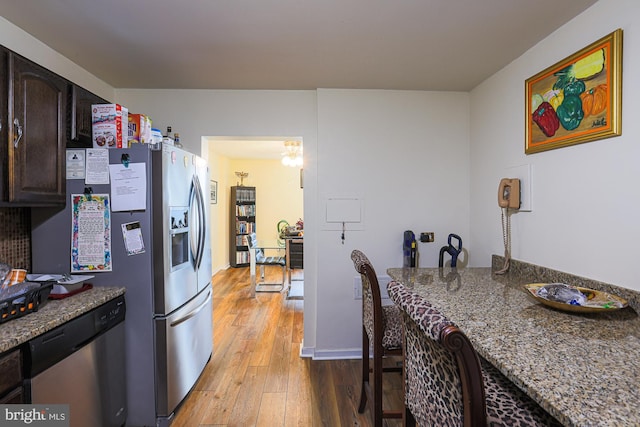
[31,143,213,427]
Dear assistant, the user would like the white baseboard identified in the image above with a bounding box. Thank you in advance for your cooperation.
[300,342,361,360]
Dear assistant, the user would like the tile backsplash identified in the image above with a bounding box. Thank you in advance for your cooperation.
[0,208,31,270]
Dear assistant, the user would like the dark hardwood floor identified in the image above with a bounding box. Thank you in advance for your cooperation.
[171,266,403,427]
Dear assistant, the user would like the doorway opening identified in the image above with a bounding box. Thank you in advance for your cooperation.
[203,136,304,297]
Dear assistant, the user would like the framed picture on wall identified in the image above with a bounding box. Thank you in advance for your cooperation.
[210,180,218,204]
[525,29,622,154]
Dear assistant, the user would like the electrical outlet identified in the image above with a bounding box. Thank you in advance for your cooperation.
[420,232,435,243]
[353,276,391,300]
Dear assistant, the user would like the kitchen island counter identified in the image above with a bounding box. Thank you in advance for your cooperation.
[387,259,640,427]
[0,286,126,353]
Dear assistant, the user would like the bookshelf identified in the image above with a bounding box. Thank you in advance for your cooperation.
[229,186,256,267]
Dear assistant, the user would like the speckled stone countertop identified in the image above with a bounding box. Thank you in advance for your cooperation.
[0,286,126,354]
[387,259,640,427]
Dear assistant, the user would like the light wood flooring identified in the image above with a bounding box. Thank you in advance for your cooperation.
[171,266,403,427]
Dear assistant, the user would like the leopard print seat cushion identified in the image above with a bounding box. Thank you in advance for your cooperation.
[387,281,562,426]
[362,281,403,350]
[402,312,464,425]
[351,250,402,350]
[481,358,562,426]
[380,304,402,349]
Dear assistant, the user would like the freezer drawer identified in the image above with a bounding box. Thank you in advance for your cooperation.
[155,284,213,419]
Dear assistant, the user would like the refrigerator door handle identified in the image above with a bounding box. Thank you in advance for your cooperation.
[169,289,212,327]
[196,175,206,269]
[197,176,207,268]
[192,175,205,270]
[189,176,203,270]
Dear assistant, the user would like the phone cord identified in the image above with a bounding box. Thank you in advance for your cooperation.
[495,207,511,275]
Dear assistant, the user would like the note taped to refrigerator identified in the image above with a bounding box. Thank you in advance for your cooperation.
[71,193,112,272]
[109,162,147,211]
[66,149,86,179]
[85,148,110,184]
[121,221,145,255]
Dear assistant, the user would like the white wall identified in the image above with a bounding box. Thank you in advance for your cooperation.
[114,90,316,159]
[314,89,470,356]
[469,0,640,291]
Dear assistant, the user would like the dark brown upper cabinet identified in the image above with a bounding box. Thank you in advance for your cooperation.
[0,49,68,206]
[68,84,107,148]
[0,48,8,202]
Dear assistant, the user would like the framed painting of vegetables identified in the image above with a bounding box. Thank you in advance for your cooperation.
[525,29,622,154]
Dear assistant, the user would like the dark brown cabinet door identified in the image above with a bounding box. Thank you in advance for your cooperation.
[0,349,23,404]
[68,84,107,148]
[0,48,9,201]
[6,53,67,205]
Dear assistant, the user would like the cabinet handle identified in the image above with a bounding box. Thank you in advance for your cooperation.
[13,118,23,148]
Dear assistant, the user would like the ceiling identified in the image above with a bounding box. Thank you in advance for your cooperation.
[1,0,598,92]
[1,0,598,159]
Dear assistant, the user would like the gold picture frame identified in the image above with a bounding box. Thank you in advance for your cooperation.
[525,29,622,154]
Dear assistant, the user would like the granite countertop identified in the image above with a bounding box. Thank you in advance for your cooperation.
[387,263,640,427]
[0,286,126,354]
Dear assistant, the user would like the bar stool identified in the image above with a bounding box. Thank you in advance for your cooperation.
[387,281,562,427]
[350,250,403,427]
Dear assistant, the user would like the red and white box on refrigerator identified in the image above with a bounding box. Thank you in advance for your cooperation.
[92,103,125,148]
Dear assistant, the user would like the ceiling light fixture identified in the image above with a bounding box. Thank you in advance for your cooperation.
[281,140,303,167]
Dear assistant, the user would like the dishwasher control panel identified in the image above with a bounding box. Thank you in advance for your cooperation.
[95,297,125,330]
[25,295,126,377]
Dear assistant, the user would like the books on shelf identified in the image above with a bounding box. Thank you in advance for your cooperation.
[236,205,256,217]
[236,251,250,264]
[236,220,255,235]
[235,187,256,203]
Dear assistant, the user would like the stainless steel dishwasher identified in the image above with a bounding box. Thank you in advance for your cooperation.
[24,295,127,427]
